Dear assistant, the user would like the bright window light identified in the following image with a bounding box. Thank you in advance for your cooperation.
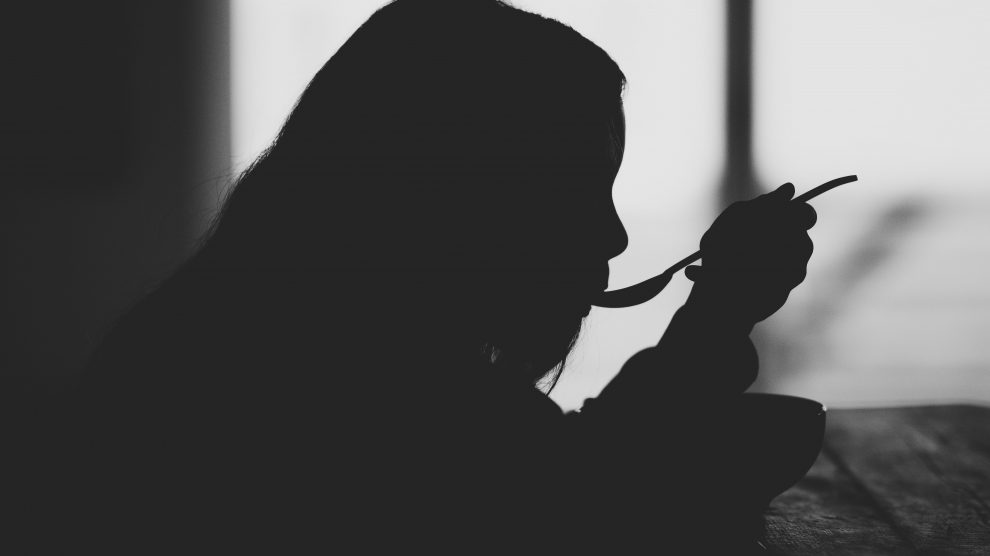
[754,0,990,406]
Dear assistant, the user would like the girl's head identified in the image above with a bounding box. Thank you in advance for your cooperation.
[195,0,628,387]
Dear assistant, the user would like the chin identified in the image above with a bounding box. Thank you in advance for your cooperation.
[485,295,588,374]
[511,311,585,376]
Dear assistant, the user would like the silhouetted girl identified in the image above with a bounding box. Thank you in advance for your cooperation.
[29,0,815,552]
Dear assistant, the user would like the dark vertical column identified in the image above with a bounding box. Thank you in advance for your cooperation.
[719,0,780,392]
[0,1,230,382]
[720,0,760,207]
[129,1,232,251]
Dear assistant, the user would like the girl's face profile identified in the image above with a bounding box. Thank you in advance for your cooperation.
[486,116,627,374]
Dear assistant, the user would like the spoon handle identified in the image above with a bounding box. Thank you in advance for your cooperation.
[794,174,859,203]
[591,175,858,309]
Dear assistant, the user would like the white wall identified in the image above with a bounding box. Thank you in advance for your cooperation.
[753,0,990,407]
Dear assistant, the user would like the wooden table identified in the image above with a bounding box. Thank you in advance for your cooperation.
[764,405,990,555]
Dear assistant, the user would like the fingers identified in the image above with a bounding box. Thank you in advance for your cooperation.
[685,265,703,282]
[773,182,795,201]
[774,233,813,289]
[799,233,814,263]
[789,202,818,230]
[701,179,815,272]
[755,183,817,228]
[753,182,794,204]
[758,190,818,232]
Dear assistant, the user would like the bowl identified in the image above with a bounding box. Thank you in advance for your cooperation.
[728,393,827,507]
[648,393,825,547]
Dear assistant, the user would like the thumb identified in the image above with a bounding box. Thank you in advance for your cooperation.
[773,182,795,200]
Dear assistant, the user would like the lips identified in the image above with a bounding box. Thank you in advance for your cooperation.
[521,267,609,308]
[578,268,609,312]
[596,276,609,293]
[591,267,610,294]
[562,276,608,298]
[570,268,609,298]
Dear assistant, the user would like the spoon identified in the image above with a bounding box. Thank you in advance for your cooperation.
[591,174,859,309]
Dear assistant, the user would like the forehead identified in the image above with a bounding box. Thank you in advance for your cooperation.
[503,99,624,179]
[556,100,625,170]
[607,103,626,170]
[542,133,619,179]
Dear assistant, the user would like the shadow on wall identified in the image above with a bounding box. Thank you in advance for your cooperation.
[752,198,928,381]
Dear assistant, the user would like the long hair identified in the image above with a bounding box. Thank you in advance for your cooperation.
[41,3,631,546]
[88,0,628,397]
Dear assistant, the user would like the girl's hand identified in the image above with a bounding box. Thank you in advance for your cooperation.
[684,183,817,324]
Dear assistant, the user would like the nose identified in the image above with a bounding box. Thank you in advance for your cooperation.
[604,199,628,260]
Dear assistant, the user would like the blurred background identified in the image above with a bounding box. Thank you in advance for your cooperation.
[3,0,989,411]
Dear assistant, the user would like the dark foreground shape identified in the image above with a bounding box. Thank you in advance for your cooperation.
[739,393,827,507]
[673,393,826,552]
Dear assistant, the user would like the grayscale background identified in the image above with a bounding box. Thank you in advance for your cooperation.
[4,0,989,411]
